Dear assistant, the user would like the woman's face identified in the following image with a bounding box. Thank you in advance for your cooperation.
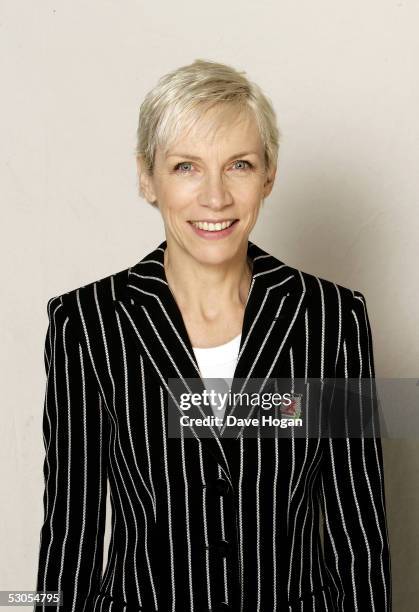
[138,109,276,266]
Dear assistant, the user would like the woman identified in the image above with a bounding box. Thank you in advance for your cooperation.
[35,59,391,611]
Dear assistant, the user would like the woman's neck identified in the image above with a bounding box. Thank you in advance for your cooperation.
[163,243,253,323]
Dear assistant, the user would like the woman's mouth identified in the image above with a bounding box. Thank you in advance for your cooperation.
[188,219,239,239]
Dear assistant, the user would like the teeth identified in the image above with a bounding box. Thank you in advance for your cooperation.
[190,220,235,231]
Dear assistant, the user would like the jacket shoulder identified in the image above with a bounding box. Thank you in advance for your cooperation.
[45,264,130,317]
[265,245,361,303]
[287,263,365,306]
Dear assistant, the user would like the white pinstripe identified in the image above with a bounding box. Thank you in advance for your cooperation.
[40,300,62,610]
[180,426,194,611]
[56,317,72,608]
[198,442,212,611]
[160,387,176,611]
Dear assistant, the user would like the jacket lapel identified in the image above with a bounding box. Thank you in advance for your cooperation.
[114,239,306,482]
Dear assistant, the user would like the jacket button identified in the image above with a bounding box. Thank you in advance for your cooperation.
[213,538,230,557]
[213,477,230,496]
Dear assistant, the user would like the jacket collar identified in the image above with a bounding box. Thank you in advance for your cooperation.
[115,239,307,482]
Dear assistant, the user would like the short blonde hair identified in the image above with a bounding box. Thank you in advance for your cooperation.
[135,59,281,202]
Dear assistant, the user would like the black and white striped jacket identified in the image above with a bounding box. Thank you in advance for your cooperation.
[34,239,392,611]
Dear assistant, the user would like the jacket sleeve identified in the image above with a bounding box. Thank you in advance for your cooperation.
[318,290,392,611]
[34,295,110,611]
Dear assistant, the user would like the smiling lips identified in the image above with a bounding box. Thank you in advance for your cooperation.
[188,218,239,239]
[189,219,237,232]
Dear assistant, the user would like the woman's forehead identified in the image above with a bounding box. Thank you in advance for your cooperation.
[160,110,262,158]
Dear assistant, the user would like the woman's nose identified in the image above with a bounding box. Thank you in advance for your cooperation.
[198,173,233,209]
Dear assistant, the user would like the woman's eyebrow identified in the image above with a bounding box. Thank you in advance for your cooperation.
[165,151,259,161]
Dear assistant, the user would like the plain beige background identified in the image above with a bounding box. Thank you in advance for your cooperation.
[1,1,418,610]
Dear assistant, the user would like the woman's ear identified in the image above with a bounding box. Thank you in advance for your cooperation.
[136,156,158,204]
[263,163,277,199]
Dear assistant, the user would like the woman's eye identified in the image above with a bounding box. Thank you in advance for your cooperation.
[174,162,193,173]
[233,160,252,171]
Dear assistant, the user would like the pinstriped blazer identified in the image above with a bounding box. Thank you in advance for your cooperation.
[34,239,392,612]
